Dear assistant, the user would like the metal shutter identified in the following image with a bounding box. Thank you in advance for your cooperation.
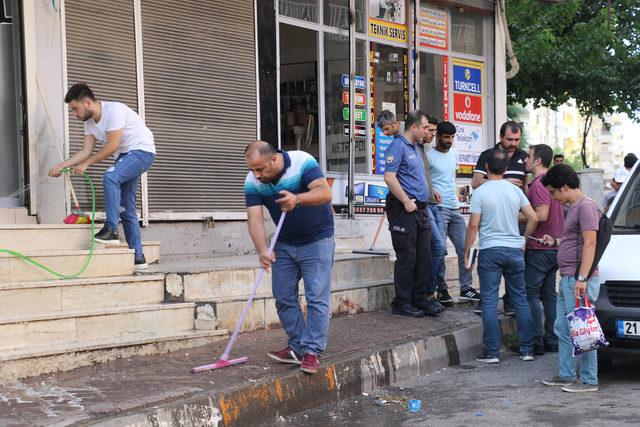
[65,0,138,211]
[453,1,495,13]
[141,0,258,212]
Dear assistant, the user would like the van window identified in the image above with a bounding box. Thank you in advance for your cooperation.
[611,166,640,230]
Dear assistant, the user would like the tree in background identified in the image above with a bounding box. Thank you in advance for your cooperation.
[506,0,640,168]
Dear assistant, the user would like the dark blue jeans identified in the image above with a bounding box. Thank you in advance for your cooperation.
[478,247,534,356]
[103,150,155,259]
[524,249,558,347]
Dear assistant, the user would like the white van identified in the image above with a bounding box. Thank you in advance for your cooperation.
[597,160,640,367]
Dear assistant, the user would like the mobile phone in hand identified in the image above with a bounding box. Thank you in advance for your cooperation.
[527,236,545,244]
[465,248,478,269]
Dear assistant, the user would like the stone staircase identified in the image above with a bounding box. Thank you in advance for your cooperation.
[0,213,226,381]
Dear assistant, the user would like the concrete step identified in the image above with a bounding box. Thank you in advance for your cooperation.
[0,208,37,225]
[0,329,228,381]
[155,254,394,302]
[0,224,160,262]
[0,274,165,317]
[0,303,197,352]
[195,279,394,333]
[334,235,366,254]
[0,247,134,282]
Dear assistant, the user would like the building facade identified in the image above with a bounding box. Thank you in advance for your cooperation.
[2,0,505,236]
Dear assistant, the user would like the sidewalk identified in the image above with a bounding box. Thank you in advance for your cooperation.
[0,307,515,426]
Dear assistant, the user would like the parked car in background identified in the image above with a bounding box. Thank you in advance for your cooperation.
[597,160,640,368]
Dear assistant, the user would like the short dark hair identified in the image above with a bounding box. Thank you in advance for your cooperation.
[553,154,565,161]
[541,164,580,189]
[377,110,397,128]
[64,83,97,103]
[426,114,438,125]
[245,140,277,157]
[485,148,509,175]
[624,153,638,169]
[499,121,522,137]
[436,121,456,136]
[405,110,427,130]
[529,144,553,168]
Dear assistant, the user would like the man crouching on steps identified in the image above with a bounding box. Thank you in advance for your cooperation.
[49,83,156,271]
[244,141,334,374]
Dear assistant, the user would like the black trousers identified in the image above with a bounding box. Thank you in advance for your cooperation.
[386,195,432,308]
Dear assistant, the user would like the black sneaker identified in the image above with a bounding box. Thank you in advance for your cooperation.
[134,254,148,271]
[391,304,425,318]
[417,299,444,316]
[94,225,120,245]
[534,344,545,356]
[459,288,481,302]
[476,352,500,364]
[437,289,454,306]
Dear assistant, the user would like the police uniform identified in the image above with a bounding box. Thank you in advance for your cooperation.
[384,135,432,311]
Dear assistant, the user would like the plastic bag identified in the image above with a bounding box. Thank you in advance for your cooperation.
[567,293,609,356]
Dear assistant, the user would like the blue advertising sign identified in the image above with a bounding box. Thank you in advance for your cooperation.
[452,65,482,95]
[374,125,394,174]
[341,74,366,89]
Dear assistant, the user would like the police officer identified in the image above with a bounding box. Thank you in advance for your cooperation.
[384,110,442,318]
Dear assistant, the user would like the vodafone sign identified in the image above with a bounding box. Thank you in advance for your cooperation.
[453,93,482,124]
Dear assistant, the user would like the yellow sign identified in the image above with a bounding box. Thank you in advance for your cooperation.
[369,18,407,43]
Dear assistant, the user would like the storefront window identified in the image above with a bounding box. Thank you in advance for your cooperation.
[324,0,366,33]
[419,52,445,122]
[450,9,484,56]
[279,0,319,23]
[324,34,367,173]
[279,24,320,159]
[370,42,408,174]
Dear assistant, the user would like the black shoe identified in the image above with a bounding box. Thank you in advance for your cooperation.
[437,289,454,306]
[417,299,444,316]
[94,225,120,245]
[391,304,425,318]
[459,288,481,302]
[534,344,546,356]
[134,254,148,271]
[544,343,559,353]
[473,301,482,315]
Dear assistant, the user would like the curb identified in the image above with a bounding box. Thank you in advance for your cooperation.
[88,316,516,427]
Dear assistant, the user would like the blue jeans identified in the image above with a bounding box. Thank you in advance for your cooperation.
[555,276,601,385]
[103,150,155,259]
[478,247,533,356]
[524,249,558,347]
[437,207,473,293]
[428,204,446,295]
[272,237,335,356]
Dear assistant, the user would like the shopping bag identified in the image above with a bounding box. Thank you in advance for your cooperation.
[567,292,609,356]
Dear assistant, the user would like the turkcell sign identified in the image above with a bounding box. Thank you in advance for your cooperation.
[341,74,366,89]
[452,65,482,95]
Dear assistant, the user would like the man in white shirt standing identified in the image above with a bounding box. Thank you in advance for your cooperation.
[427,121,480,303]
[49,83,156,270]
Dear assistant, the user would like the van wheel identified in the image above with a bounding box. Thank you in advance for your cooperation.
[598,356,613,372]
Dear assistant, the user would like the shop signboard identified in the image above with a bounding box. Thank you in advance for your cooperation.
[453,64,482,95]
[453,93,482,124]
[341,74,366,89]
[328,175,389,215]
[443,56,449,121]
[418,5,448,50]
[342,91,367,106]
[342,107,367,122]
[343,124,367,136]
[454,123,483,177]
[369,0,407,43]
[374,124,394,174]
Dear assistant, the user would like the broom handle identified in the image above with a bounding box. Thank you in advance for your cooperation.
[369,212,386,250]
[36,79,81,209]
[220,212,287,361]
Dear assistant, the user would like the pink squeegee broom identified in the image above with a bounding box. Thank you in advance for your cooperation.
[192,212,286,373]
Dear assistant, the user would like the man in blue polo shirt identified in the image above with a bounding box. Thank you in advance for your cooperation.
[384,110,442,318]
[244,141,334,375]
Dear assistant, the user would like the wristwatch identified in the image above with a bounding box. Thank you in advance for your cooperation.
[577,274,588,282]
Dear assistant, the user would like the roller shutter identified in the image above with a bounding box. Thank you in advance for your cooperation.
[141,0,258,212]
[65,0,138,211]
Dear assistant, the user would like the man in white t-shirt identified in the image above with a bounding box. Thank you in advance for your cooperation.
[49,83,156,270]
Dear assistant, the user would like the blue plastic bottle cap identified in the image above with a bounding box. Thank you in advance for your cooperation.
[407,399,422,412]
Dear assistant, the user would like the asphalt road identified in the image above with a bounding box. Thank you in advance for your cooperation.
[274,351,640,426]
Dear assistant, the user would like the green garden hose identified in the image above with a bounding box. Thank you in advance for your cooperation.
[0,169,96,280]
